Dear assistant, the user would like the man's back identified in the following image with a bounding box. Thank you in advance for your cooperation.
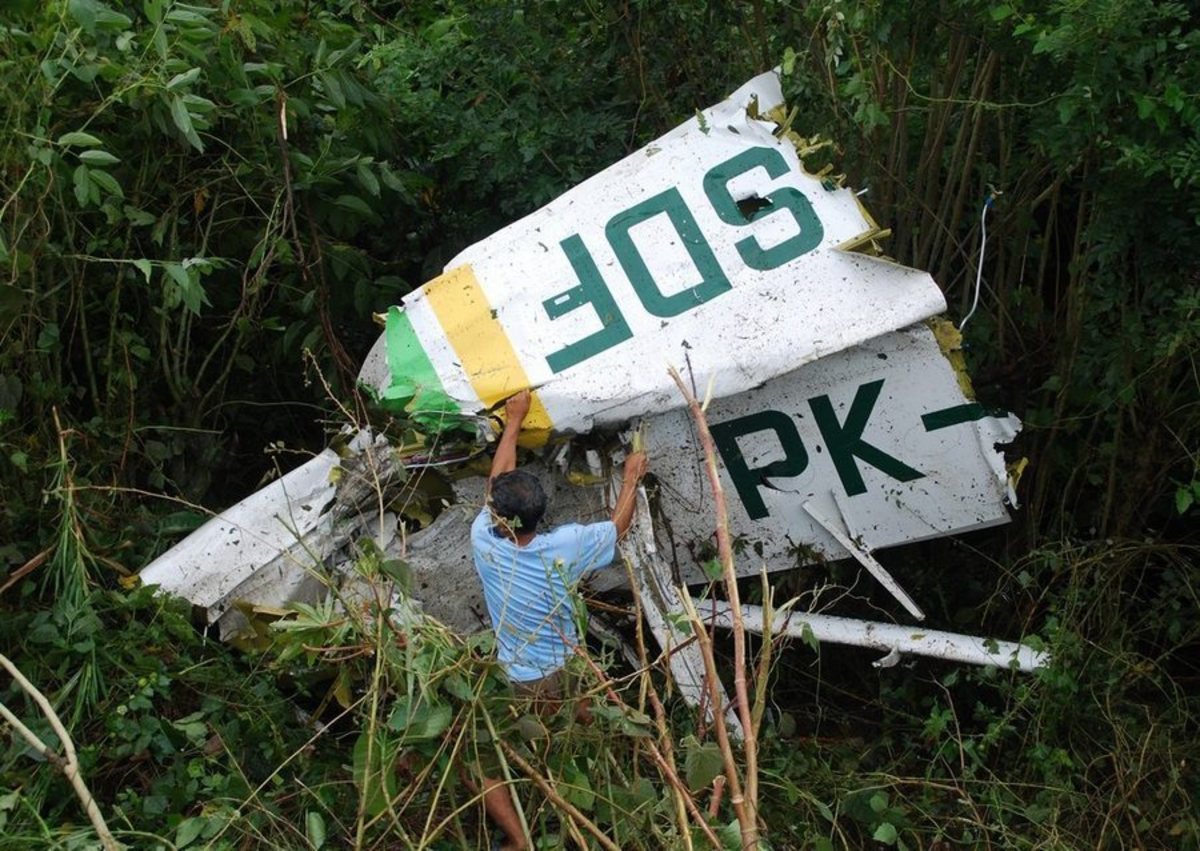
[471,510,616,682]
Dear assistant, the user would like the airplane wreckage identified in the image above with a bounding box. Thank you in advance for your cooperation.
[142,71,1046,717]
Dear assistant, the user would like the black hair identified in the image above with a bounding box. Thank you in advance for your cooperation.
[490,469,547,534]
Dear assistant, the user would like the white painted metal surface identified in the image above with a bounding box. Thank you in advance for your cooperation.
[358,71,946,435]
[639,323,1019,588]
[628,487,740,733]
[703,601,1047,671]
[140,445,344,618]
[137,70,1034,699]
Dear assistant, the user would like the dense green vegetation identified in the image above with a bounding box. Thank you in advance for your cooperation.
[1,0,1196,848]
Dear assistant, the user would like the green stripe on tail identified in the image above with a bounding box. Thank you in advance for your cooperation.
[380,306,467,433]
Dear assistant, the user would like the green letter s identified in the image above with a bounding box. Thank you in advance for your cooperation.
[703,147,824,270]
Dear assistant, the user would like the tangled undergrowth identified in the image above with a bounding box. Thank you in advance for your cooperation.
[1,497,1196,850]
[2,0,1198,848]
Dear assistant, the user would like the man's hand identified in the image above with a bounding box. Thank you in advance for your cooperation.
[612,450,649,538]
[505,389,531,425]
[489,389,532,483]
[623,451,648,482]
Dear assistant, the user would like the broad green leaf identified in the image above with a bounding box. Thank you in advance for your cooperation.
[175,817,205,848]
[123,206,156,227]
[151,214,168,245]
[164,262,190,290]
[873,822,898,845]
[800,622,820,653]
[682,735,724,791]
[166,8,212,25]
[387,699,452,741]
[79,150,119,166]
[70,0,131,32]
[95,2,131,29]
[58,131,102,147]
[782,46,797,75]
[228,87,268,108]
[132,259,152,282]
[352,732,399,818]
[319,72,345,109]
[69,63,100,84]
[716,819,740,850]
[67,0,96,32]
[442,673,474,701]
[356,162,380,197]
[379,558,411,592]
[72,164,90,206]
[163,262,208,315]
[167,68,201,90]
[334,194,375,217]
[379,162,406,193]
[563,761,595,812]
[426,16,457,41]
[88,169,123,199]
[170,96,204,152]
[305,811,326,849]
[182,93,216,113]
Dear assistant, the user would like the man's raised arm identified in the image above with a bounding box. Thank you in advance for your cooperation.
[489,389,531,483]
[611,451,648,539]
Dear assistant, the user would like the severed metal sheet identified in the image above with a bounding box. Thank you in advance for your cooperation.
[138,70,1022,663]
[637,322,1019,586]
[357,71,945,441]
[392,321,1021,628]
[139,446,344,616]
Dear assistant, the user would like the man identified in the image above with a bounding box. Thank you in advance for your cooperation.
[471,389,647,850]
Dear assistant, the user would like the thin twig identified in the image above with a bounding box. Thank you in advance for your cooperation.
[0,653,119,850]
[0,547,52,596]
[571,645,723,849]
[498,741,622,851]
[623,556,695,851]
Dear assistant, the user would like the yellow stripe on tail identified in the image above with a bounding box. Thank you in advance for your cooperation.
[423,265,553,445]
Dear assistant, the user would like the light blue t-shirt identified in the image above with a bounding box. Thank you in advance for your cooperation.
[471,510,617,682]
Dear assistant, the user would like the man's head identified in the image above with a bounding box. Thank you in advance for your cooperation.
[489,469,547,535]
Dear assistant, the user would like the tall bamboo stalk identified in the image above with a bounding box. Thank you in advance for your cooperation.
[669,366,761,849]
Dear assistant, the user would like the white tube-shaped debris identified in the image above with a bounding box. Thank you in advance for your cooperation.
[703,601,1048,672]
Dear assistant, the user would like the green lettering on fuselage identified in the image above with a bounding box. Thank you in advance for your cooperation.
[808,380,923,497]
[703,146,824,270]
[711,410,809,521]
[605,187,732,318]
[710,380,925,517]
[543,234,633,374]
[543,147,825,374]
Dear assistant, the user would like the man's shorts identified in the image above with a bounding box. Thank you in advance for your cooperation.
[512,668,566,717]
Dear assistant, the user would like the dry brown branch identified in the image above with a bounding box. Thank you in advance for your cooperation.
[674,586,754,845]
[571,645,723,849]
[623,555,695,850]
[498,741,622,851]
[0,653,119,850]
[669,365,762,849]
[0,547,51,596]
[708,776,726,820]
